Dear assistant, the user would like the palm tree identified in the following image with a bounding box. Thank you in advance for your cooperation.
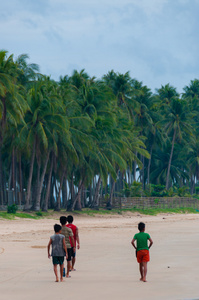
[0,50,28,204]
[158,95,194,189]
[20,77,70,210]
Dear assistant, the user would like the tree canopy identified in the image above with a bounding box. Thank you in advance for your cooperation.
[1,50,199,211]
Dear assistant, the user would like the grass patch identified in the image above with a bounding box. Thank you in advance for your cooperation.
[0,207,199,219]
[77,207,199,216]
[121,207,199,215]
[0,211,49,220]
[75,208,124,216]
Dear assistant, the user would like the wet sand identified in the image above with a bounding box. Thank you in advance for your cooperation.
[0,213,199,300]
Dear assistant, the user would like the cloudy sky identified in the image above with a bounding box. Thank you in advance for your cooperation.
[1,0,199,92]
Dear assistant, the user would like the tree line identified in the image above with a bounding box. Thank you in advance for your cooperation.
[0,50,199,211]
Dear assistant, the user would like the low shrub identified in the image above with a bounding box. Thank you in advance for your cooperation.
[7,204,18,214]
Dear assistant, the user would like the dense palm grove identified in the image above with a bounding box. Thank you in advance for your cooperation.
[1,50,199,211]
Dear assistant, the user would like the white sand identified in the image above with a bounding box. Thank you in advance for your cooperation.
[0,213,199,300]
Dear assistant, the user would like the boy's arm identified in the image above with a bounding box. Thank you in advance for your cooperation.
[148,237,153,249]
[47,239,52,258]
[70,235,76,251]
[76,227,80,249]
[131,238,137,250]
[63,238,68,259]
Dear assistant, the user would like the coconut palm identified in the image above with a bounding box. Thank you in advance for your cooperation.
[0,50,28,204]
[157,94,194,189]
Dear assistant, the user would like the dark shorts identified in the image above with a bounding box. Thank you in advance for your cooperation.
[67,248,76,261]
[52,256,64,265]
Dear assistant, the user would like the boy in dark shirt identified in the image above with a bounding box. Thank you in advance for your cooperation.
[131,222,153,282]
[47,224,68,282]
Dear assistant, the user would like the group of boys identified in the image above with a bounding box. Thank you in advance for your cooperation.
[47,215,80,282]
[48,217,153,283]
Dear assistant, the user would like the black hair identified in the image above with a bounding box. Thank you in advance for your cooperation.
[67,215,73,223]
[138,222,145,232]
[54,224,62,233]
[60,216,67,225]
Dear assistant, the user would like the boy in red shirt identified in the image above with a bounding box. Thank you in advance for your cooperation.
[66,215,80,271]
[131,222,153,282]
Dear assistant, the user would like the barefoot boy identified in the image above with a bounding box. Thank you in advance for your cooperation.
[60,216,75,277]
[66,215,80,271]
[47,224,68,282]
[131,222,153,282]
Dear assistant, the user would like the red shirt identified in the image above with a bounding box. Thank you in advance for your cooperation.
[66,223,77,247]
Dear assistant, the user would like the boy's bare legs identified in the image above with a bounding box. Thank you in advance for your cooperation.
[53,265,59,282]
[66,261,71,277]
[139,262,148,282]
[142,262,147,282]
[60,264,64,282]
[139,263,144,281]
[71,257,76,270]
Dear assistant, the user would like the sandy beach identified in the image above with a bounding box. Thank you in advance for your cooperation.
[0,212,199,300]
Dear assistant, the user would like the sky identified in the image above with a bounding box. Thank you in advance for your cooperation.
[1,0,199,93]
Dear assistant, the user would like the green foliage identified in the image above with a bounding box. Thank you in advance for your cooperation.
[35,210,43,216]
[149,184,168,197]
[122,181,143,197]
[167,187,177,197]
[0,211,47,219]
[177,186,190,197]
[195,187,199,195]
[154,198,160,204]
[2,50,199,212]
[7,204,18,214]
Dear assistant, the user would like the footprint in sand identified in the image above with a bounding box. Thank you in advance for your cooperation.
[0,247,5,254]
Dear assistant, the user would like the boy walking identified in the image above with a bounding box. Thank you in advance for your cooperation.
[66,215,80,271]
[60,216,76,277]
[131,222,153,282]
[47,224,68,282]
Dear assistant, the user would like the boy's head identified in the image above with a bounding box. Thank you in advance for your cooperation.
[60,216,67,225]
[67,215,73,224]
[138,222,145,232]
[54,224,62,233]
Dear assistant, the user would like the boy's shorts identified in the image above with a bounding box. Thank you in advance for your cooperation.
[72,247,76,258]
[67,247,76,261]
[137,249,150,263]
[52,256,64,265]
[67,248,73,262]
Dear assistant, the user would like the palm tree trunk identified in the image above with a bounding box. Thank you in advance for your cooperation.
[56,168,66,211]
[62,178,67,209]
[43,155,53,212]
[71,180,83,211]
[25,138,36,210]
[18,154,23,207]
[92,176,101,208]
[88,185,92,206]
[109,179,116,206]
[147,145,153,185]
[70,172,75,203]
[11,148,15,190]
[0,145,4,205]
[108,170,119,207]
[142,156,145,188]
[166,128,176,190]
[133,151,137,181]
[34,151,50,211]
[191,174,195,195]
